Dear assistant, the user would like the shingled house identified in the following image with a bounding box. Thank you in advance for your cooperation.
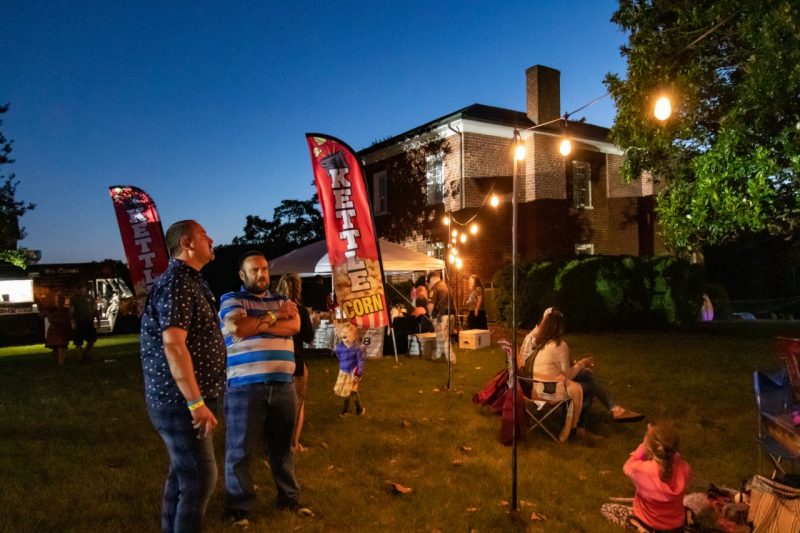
[359,64,665,300]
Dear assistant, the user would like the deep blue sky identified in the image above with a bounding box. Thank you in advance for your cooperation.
[3,1,628,263]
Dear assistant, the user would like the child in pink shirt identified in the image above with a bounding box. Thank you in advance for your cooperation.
[603,423,692,531]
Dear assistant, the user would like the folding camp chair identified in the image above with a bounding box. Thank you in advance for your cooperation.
[518,375,572,443]
[777,337,800,400]
[754,369,800,478]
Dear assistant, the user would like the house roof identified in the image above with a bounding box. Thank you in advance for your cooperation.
[359,103,612,156]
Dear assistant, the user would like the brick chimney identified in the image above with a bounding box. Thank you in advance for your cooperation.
[526,65,561,124]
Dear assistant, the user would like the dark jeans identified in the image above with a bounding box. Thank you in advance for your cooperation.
[147,398,218,533]
[224,382,299,512]
[573,368,616,425]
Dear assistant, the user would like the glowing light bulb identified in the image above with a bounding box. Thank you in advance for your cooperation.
[448,254,455,263]
[459,234,467,243]
[455,258,463,269]
[490,194,499,207]
[514,143,526,161]
[654,96,672,121]
[451,248,458,256]
[451,229,458,238]
[559,138,572,156]
[469,223,478,235]
[442,215,450,226]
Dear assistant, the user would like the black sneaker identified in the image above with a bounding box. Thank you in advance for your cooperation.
[223,509,250,527]
[279,501,314,518]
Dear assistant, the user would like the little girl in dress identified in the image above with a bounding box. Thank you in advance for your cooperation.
[333,323,365,416]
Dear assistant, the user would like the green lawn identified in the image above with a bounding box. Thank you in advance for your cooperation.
[0,328,790,532]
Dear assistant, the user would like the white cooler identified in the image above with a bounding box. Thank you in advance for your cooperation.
[458,329,491,350]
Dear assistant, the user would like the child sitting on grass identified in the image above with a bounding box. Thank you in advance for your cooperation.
[602,423,692,532]
[334,323,365,417]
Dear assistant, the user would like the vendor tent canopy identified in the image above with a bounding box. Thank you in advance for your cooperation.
[269,239,444,276]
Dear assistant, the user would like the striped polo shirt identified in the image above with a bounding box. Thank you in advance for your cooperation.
[219,288,296,388]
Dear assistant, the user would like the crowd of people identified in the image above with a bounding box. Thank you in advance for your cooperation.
[137,218,694,532]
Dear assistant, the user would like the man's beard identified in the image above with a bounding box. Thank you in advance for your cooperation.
[244,277,268,294]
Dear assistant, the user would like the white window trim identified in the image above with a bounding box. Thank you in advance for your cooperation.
[575,243,595,255]
[372,170,388,216]
[425,154,444,206]
[572,161,593,209]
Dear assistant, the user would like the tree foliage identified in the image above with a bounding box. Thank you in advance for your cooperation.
[0,104,35,264]
[605,0,800,251]
[373,134,450,243]
[232,195,324,252]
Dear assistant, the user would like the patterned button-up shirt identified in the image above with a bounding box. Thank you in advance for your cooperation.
[140,258,226,408]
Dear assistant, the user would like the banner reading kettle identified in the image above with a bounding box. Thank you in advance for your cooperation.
[306,134,389,329]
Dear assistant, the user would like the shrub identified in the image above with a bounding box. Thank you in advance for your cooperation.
[704,283,732,320]
[493,255,704,330]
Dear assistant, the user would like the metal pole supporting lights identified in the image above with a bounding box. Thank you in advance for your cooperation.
[510,128,524,511]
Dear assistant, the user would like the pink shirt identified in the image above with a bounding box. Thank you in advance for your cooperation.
[623,444,692,530]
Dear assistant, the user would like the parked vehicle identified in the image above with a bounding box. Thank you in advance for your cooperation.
[0,261,137,344]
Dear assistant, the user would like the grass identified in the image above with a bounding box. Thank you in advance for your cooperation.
[0,327,791,532]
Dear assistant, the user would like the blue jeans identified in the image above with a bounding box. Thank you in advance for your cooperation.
[225,382,299,512]
[147,398,218,533]
[573,368,616,425]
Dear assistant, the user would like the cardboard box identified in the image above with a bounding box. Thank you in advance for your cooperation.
[459,329,490,350]
[409,332,437,359]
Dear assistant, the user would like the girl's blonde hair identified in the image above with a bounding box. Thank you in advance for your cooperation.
[276,273,302,304]
[646,423,680,483]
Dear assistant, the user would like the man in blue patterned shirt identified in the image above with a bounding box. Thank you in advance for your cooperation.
[219,250,312,525]
[140,219,227,533]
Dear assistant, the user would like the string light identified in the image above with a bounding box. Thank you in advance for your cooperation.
[469,223,478,235]
[559,137,572,156]
[459,233,467,243]
[654,96,672,121]
[442,215,450,226]
[451,229,458,238]
[490,194,499,207]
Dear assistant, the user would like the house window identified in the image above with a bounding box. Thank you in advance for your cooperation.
[572,161,592,208]
[372,170,388,215]
[575,243,595,256]
[426,154,444,205]
[426,241,445,260]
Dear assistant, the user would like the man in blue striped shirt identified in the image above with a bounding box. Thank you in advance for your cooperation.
[219,251,312,524]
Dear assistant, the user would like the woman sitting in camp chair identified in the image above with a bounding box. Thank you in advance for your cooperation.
[518,308,643,442]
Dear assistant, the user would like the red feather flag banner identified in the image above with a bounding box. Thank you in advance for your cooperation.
[108,185,169,304]
[306,133,390,329]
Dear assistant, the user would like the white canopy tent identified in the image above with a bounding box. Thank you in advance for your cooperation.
[269,239,444,361]
[268,239,444,275]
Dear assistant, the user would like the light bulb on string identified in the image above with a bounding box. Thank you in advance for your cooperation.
[442,215,450,226]
[514,143,525,161]
[451,229,458,238]
[654,96,672,121]
[455,257,463,269]
[451,248,458,256]
[490,194,499,207]
[559,137,572,156]
[469,223,478,235]
[459,233,467,243]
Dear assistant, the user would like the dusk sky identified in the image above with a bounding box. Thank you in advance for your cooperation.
[3,1,628,263]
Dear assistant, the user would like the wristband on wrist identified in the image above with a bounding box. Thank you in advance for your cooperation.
[266,311,277,324]
[187,398,205,411]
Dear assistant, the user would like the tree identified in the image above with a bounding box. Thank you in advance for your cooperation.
[373,134,451,243]
[232,195,324,252]
[0,104,35,267]
[605,1,800,252]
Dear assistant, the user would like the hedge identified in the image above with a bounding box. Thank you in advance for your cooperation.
[492,255,704,330]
